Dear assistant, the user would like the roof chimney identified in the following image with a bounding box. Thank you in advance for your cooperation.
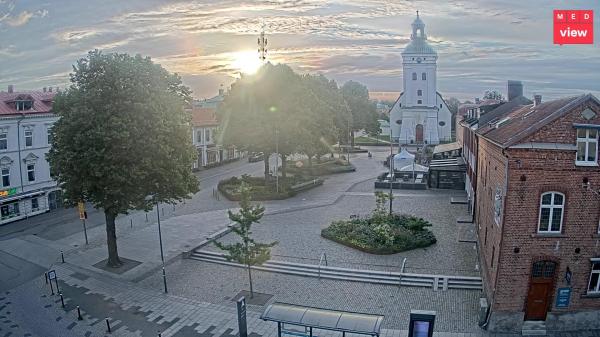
[43,87,47,92]
[49,87,53,92]
[218,84,224,96]
[7,85,13,93]
[475,98,480,104]
[534,94,542,107]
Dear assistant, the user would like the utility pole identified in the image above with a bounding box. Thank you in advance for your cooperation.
[258,24,267,62]
[275,129,279,193]
[156,201,167,293]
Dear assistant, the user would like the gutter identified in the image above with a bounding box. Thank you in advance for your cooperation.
[17,113,25,193]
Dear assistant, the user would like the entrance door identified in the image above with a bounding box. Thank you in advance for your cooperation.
[525,261,556,320]
[415,124,424,143]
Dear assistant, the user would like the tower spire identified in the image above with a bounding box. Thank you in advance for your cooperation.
[416,10,419,18]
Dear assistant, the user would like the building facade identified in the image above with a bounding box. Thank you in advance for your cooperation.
[0,86,60,225]
[389,13,452,145]
[474,94,600,332]
[190,88,240,169]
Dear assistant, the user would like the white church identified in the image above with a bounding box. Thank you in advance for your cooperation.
[389,12,452,145]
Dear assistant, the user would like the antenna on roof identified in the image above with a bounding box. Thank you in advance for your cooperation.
[258,23,268,62]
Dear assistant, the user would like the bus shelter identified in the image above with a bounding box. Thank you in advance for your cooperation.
[261,302,384,337]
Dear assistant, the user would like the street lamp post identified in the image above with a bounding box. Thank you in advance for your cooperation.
[389,129,394,215]
[146,194,167,293]
[275,129,279,193]
[156,201,168,293]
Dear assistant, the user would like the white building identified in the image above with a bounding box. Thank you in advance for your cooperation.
[389,12,452,145]
[0,86,60,224]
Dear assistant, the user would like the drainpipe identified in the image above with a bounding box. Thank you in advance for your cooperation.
[17,113,25,193]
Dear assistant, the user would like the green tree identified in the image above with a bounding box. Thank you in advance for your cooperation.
[217,64,305,180]
[341,81,379,147]
[215,183,277,298]
[48,50,199,267]
[483,90,504,101]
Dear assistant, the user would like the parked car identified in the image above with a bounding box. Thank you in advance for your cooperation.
[248,152,264,162]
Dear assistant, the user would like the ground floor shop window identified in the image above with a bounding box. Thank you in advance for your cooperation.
[227,147,235,159]
[207,151,218,165]
[1,201,20,219]
[31,197,39,211]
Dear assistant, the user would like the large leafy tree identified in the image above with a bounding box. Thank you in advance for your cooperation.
[48,50,199,267]
[215,183,277,298]
[341,81,379,146]
[217,63,305,180]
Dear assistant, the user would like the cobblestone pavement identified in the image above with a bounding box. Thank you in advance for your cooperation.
[3,263,600,337]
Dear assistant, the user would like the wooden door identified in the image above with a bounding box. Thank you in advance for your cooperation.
[525,261,556,320]
[415,124,424,143]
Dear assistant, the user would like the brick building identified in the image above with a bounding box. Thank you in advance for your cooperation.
[474,93,600,332]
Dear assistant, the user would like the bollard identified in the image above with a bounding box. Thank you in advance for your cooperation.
[158,332,162,337]
[130,218,133,229]
[162,208,164,217]
[145,213,148,222]
[61,251,65,263]
[106,318,111,333]
[59,293,65,308]
[44,272,48,284]
[77,306,83,320]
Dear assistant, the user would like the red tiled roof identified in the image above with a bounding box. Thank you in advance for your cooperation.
[477,94,597,148]
[0,90,55,115]
[191,107,218,127]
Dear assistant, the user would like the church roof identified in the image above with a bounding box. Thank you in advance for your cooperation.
[402,39,436,55]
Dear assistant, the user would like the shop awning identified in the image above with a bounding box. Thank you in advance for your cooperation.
[0,190,46,203]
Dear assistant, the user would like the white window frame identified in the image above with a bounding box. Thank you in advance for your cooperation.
[1,168,9,187]
[576,128,598,166]
[417,89,422,97]
[0,133,6,150]
[422,72,426,80]
[24,129,33,147]
[47,127,53,145]
[412,72,417,80]
[588,259,600,294]
[537,192,565,233]
[27,163,35,182]
[31,197,39,211]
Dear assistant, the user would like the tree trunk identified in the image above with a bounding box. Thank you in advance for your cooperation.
[351,130,355,148]
[281,154,287,179]
[247,262,254,298]
[105,210,122,267]
[263,154,270,181]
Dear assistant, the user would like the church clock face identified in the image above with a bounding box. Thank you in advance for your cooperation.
[416,57,422,63]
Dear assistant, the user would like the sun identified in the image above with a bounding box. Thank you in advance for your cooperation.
[231,50,263,75]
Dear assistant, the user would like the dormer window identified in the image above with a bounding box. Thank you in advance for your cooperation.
[16,100,33,111]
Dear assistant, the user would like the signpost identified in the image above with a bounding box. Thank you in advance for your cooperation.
[48,269,59,294]
[78,201,88,245]
[556,287,571,308]
[237,297,248,337]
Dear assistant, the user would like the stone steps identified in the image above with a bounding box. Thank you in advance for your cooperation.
[522,320,547,336]
[189,250,483,291]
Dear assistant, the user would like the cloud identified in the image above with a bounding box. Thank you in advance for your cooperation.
[3,9,47,27]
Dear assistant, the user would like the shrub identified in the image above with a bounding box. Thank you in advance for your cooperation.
[218,175,322,201]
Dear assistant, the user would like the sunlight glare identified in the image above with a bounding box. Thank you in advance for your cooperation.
[232,50,262,75]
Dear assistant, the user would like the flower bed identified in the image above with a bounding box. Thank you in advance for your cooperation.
[285,159,356,176]
[218,175,323,201]
[321,214,436,254]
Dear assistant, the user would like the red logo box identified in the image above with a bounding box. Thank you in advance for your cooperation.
[554,10,594,44]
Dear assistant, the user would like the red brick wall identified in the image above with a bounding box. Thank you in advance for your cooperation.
[475,137,507,298]
[478,98,600,314]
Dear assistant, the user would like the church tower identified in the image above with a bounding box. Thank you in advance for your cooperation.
[402,11,437,108]
[389,12,451,145]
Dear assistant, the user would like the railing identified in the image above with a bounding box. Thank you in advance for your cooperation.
[318,253,328,279]
[399,257,407,287]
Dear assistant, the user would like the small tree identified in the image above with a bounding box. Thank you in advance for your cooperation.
[373,191,393,223]
[215,183,277,298]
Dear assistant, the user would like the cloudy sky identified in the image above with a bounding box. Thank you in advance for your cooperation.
[1,0,599,101]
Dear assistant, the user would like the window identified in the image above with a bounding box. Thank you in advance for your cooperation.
[576,128,598,165]
[417,100,422,104]
[27,164,35,182]
[422,72,426,80]
[589,260,600,294]
[1,201,19,219]
[196,130,202,143]
[412,72,417,80]
[25,130,33,147]
[47,127,53,145]
[0,133,6,150]
[538,192,564,233]
[440,104,442,108]
[15,100,33,111]
[31,197,39,211]
[1,168,9,187]
[417,90,422,97]
[205,128,211,142]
